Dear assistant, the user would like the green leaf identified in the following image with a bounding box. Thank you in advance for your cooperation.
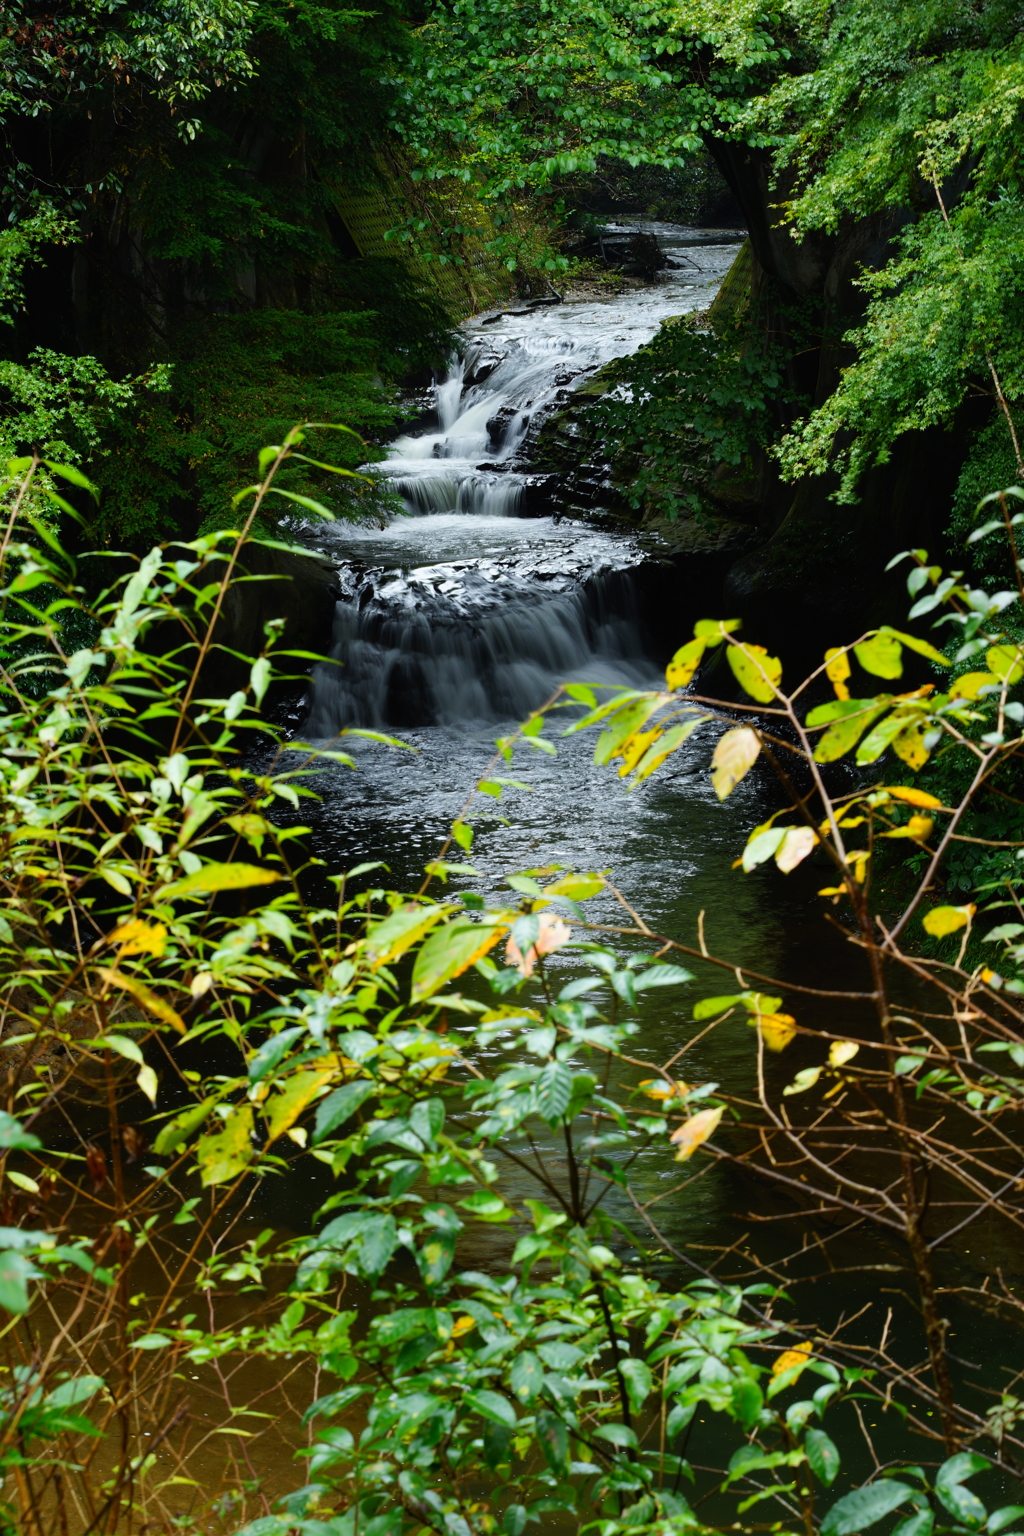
[813,703,890,763]
[132,1333,173,1350]
[855,710,911,765]
[504,1507,527,1536]
[936,1454,990,1528]
[417,1229,455,1286]
[46,1376,105,1408]
[821,1482,916,1536]
[633,964,694,990]
[152,1096,216,1157]
[536,1061,573,1121]
[196,1106,255,1186]
[988,1509,1024,1535]
[805,1428,841,1486]
[594,1422,638,1449]
[248,1027,304,1083]
[732,1377,764,1431]
[161,863,284,899]
[891,1513,934,1536]
[620,1358,653,1414]
[854,633,903,679]
[880,627,950,667]
[365,902,450,968]
[465,1389,516,1427]
[313,1080,377,1143]
[411,917,507,1002]
[511,1350,544,1403]
[0,1113,40,1151]
[693,995,741,1020]
[0,1251,36,1313]
[727,642,782,702]
[535,1409,570,1476]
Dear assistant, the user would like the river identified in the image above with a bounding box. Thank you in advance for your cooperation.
[246,222,1010,1499]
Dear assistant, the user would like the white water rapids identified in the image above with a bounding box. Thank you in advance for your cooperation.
[303,223,743,735]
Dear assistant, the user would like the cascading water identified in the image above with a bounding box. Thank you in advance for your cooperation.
[302,222,744,735]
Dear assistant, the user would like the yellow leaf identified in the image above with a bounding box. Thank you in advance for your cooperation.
[891,719,931,770]
[828,1040,859,1067]
[694,618,741,644]
[757,1013,797,1052]
[161,863,284,899]
[854,632,903,680]
[772,1341,812,1378]
[669,1105,724,1161]
[950,671,997,701]
[665,636,707,690]
[450,1315,477,1338]
[638,1079,689,1103]
[775,826,816,873]
[727,642,782,703]
[366,902,451,969]
[264,1066,335,1143]
[97,968,186,1034]
[197,1105,255,1186]
[882,814,934,843]
[106,919,167,957]
[783,1066,821,1096]
[542,872,605,901]
[824,648,850,700]
[922,904,975,937]
[411,917,508,1002]
[881,786,943,808]
[618,727,663,777]
[710,726,760,801]
[136,1065,159,1105]
[987,645,1024,683]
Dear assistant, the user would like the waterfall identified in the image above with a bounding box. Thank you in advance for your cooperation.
[301,222,743,736]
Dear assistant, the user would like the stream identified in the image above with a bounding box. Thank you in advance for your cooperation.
[257,223,1013,1477]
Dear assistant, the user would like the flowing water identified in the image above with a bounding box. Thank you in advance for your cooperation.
[259,225,1012,1465]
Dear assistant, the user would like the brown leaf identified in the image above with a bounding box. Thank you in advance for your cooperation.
[505,912,572,979]
[121,1125,147,1163]
[86,1143,108,1191]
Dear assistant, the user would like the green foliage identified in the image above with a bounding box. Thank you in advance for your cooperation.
[592,303,793,522]
[93,279,452,545]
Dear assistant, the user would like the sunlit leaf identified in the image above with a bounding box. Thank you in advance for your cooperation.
[97,969,185,1034]
[711,726,760,800]
[105,919,167,957]
[669,1105,723,1161]
[987,644,1024,683]
[880,627,950,667]
[881,786,943,809]
[950,670,999,700]
[829,1040,859,1067]
[265,1066,335,1143]
[366,902,451,968]
[161,863,284,900]
[854,632,903,679]
[758,1013,797,1051]
[694,618,741,644]
[922,904,974,937]
[665,636,707,689]
[411,918,508,1002]
[776,826,816,872]
[197,1106,256,1186]
[812,702,890,763]
[631,713,708,781]
[783,1066,821,1096]
[728,642,782,703]
[824,647,851,700]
